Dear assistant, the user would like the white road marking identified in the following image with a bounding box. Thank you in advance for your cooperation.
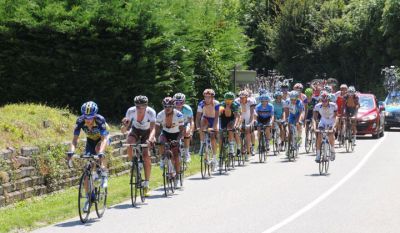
[262,135,386,233]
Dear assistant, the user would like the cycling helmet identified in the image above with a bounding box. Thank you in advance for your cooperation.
[258,94,271,102]
[320,91,329,102]
[289,91,299,99]
[81,101,98,119]
[294,83,304,90]
[273,91,283,99]
[324,85,332,93]
[203,89,215,96]
[348,86,356,95]
[134,95,148,105]
[281,82,289,88]
[239,90,249,97]
[340,84,348,90]
[224,92,235,100]
[162,97,175,107]
[305,88,313,97]
[173,93,186,102]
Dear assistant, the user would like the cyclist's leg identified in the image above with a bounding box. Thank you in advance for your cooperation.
[199,117,208,153]
[251,121,256,153]
[127,128,139,162]
[158,132,167,167]
[138,129,151,185]
[183,123,192,161]
[227,121,235,154]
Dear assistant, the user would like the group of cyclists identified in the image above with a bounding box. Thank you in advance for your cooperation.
[66,79,361,213]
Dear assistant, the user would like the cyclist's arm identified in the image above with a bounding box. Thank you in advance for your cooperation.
[120,117,131,134]
[195,111,202,130]
[149,122,156,142]
[98,135,108,154]
[233,111,241,128]
[69,135,79,153]
[250,105,256,124]
[213,104,220,130]
[312,110,318,130]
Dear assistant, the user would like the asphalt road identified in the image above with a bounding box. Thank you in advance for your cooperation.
[32,130,400,233]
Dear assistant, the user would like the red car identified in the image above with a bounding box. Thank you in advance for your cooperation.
[356,93,385,138]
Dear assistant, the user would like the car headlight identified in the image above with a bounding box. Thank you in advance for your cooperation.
[385,111,392,117]
[362,114,377,121]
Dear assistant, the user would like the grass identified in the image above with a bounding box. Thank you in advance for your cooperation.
[0,155,202,233]
[0,103,77,149]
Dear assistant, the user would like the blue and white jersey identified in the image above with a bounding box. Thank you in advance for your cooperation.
[285,99,304,124]
[180,104,193,124]
[255,103,274,119]
[156,109,184,134]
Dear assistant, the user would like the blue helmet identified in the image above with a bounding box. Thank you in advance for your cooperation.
[289,91,299,99]
[81,101,98,119]
[273,91,283,99]
[258,94,271,102]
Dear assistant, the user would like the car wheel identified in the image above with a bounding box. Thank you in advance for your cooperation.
[372,133,379,139]
[379,130,384,137]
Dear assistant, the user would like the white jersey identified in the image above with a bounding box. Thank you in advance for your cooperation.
[236,97,256,123]
[156,109,184,133]
[125,106,156,130]
[314,102,337,121]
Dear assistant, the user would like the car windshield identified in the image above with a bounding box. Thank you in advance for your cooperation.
[359,96,374,110]
[386,95,400,105]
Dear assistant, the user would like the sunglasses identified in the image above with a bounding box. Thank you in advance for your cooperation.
[164,105,174,108]
[175,101,184,106]
[135,105,147,109]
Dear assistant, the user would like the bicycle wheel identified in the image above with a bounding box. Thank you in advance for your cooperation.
[345,129,351,153]
[311,131,316,153]
[305,127,311,153]
[350,135,355,152]
[179,155,185,187]
[95,184,107,218]
[138,163,145,203]
[130,161,137,207]
[219,141,225,175]
[163,158,169,196]
[78,172,91,223]
[200,144,207,179]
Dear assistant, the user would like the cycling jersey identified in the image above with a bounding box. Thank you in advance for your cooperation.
[284,99,304,124]
[219,100,240,129]
[178,104,193,124]
[256,103,274,125]
[197,99,220,128]
[74,114,109,141]
[125,106,157,130]
[156,109,184,134]
[235,97,256,124]
[314,102,337,129]
[306,97,319,120]
[272,100,284,120]
[335,92,345,115]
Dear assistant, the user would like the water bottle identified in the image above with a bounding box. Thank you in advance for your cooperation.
[91,190,96,202]
[138,161,143,171]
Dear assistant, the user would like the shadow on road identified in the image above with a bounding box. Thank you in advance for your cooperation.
[305,173,331,177]
[55,219,99,228]
[111,203,145,210]
[187,176,214,181]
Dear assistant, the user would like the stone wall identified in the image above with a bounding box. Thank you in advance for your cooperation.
[0,132,201,207]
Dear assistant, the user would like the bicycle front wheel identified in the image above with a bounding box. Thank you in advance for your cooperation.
[130,161,138,207]
[95,185,107,218]
[78,172,91,223]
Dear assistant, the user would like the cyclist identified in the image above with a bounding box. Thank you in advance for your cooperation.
[67,101,109,212]
[272,91,286,149]
[284,91,305,153]
[313,91,337,162]
[121,95,156,197]
[196,89,220,168]
[281,82,290,101]
[294,83,307,102]
[173,93,194,163]
[304,87,318,131]
[156,97,185,182]
[255,94,274,151]
[219,92,241,156]
[344,86,360,145]
[247,89,258,155]
[236,90,256,159]
[335,84,348,140]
